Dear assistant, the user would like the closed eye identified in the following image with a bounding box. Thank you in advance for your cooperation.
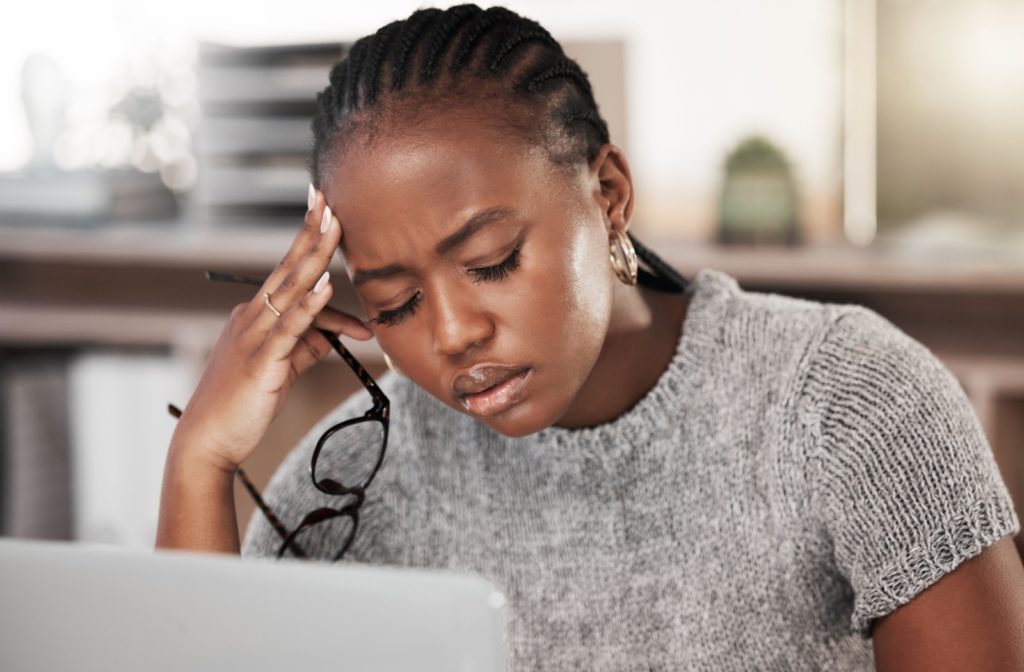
[368,245,523,328]
[369,291,421,328]
[468,245,521,284]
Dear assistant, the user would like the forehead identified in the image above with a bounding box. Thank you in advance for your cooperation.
[322,111,570,264]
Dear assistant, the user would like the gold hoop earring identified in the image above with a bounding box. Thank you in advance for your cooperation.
[383,352,403,377]
[609,228,638,285]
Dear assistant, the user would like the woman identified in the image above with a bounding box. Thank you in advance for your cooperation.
[157,5,1024,669]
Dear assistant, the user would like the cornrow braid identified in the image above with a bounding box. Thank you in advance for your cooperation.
[324,61,348,121]
[448,6,522,76]
[418,4,478,84]
[342,38,371,110]
[309,3,687,294]
[388,8,444,92]
[519,57,594,97]
[363,20,403,106]
[487,27,559,75]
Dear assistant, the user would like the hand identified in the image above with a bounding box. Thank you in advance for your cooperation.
[172,186,373,472]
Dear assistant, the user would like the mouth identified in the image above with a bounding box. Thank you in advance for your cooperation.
[455,367,532,417]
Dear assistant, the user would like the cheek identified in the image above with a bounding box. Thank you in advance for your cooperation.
[566,222,612,329]
[481,222,612,437]
[530,218,613,373]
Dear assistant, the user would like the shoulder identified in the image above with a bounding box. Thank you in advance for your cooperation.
[684,269,954,408]
[797,302,964,429]
[792,299,981,493]
[690,268,852,390]
[692,268,840,351]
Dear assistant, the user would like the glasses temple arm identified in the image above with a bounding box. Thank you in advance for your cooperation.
[315,328,390,412]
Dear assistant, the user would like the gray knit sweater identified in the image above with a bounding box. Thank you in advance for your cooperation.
[241,267,1020,670]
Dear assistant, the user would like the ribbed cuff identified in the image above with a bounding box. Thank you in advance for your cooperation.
[851,495,1020,637]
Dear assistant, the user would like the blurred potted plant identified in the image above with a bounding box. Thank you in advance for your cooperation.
[717,135,802,246]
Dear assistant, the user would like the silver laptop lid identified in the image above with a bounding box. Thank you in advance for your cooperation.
[0,538,507,672]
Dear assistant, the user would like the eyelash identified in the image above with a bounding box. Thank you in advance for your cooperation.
[369,246,522,328]
[469,244,521,284]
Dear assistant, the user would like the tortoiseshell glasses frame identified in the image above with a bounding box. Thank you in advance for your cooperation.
[167,269,389,562]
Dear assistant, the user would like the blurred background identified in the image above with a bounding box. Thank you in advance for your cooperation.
[1,0,1022,557]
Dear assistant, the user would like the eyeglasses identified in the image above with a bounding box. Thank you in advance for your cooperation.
[166,269,390,562]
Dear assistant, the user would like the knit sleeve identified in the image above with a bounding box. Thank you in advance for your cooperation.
[800,305,1020,639]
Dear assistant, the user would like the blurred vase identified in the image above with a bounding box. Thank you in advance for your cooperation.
[20,53,71,178]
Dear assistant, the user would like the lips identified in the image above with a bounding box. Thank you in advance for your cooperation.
[455,367,532,417]
[453,364,530,397]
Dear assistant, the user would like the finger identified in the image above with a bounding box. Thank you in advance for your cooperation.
[256,185,331,306]
[267,185,325,291]
[252,208,342,333]
[290,328,334,378]
[254,271,334,366]
[312,305,374,340]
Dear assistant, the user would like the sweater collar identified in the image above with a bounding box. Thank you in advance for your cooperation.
[511,267,739,456]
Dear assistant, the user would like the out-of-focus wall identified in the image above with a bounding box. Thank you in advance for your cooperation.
[0,0,844,243]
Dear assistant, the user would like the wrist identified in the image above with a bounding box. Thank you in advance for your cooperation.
[168,428,240,476]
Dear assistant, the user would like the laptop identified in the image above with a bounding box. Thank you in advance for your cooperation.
[0,538,507,672]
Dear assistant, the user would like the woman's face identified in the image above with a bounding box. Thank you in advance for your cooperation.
[323,111,622,438]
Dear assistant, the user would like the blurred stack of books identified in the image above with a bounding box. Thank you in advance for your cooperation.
[0,351,73,540]
[0,349,188,548]
[188,41,350,229]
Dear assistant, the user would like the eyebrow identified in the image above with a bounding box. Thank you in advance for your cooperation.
[350,206,516,288]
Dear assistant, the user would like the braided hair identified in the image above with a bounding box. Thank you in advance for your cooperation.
[309,3,688,293]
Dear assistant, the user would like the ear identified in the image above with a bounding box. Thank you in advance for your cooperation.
[588,143,634,236]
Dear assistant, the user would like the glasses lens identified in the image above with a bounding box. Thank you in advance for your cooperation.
[279,511,356,562]
[314,419,385,492]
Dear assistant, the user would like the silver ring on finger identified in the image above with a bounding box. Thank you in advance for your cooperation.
[263,292,282,318]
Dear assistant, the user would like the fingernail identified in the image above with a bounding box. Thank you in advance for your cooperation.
[320,205,332,234]
[313,270,330,293]
[307,183,315,211]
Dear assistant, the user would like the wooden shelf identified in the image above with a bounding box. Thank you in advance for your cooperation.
[4,224,1024,292]
[0,302,382,361]
[659,239,1024,294]
[0,223,298,268]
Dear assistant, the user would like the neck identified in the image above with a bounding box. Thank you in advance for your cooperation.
[553,279,690,430]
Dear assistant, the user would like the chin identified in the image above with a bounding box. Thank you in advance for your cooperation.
[483,415,541,438]
[476,391,570,439]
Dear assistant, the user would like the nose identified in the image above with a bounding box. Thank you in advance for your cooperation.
[430,287,494,358]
